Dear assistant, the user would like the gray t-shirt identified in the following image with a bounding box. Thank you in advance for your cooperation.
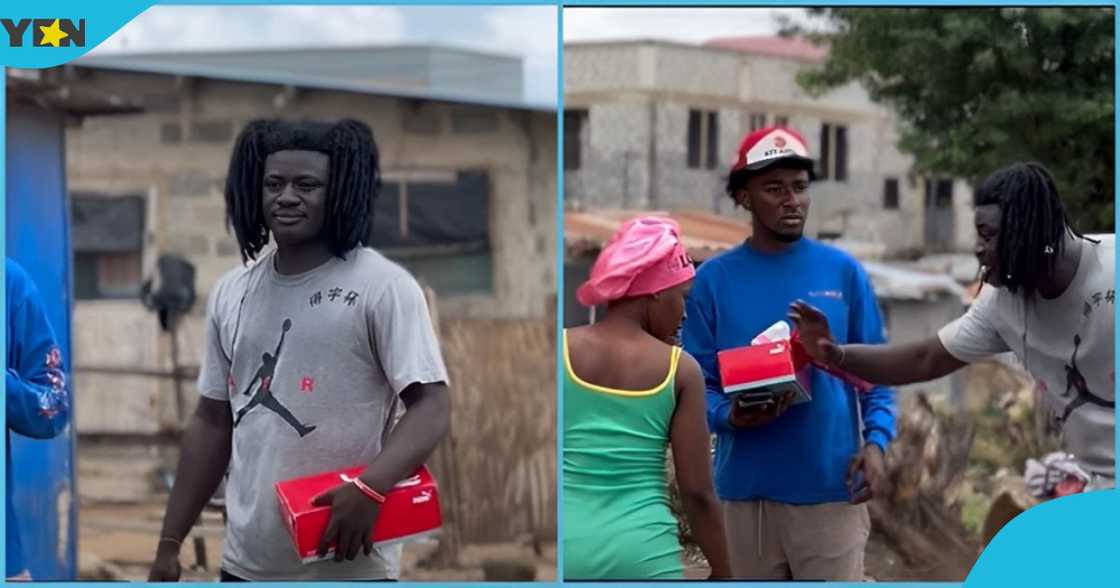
[198,247,449,580]
[938,236,1115,478]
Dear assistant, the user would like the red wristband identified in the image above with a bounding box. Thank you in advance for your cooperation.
[342,474,386,504]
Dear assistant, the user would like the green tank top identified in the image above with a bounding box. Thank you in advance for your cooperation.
[562,329,685,580]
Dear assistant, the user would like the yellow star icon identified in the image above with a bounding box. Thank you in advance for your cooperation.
[38,19,69,47]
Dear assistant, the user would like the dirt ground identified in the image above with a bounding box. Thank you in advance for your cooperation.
[77,499,556,581]
[864,534,977,582]
[677,537,977,582]
[75,441,556,582]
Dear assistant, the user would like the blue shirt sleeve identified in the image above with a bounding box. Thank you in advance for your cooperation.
[6,261,70,439]
[682,269,735,434]
[847,261,896,452]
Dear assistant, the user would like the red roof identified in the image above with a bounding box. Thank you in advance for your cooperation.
[704,35,828,63]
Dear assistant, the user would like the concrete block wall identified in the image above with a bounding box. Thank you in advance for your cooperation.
[952,178,977,253]
[65,68,555,317]
[566,99,653,209]
[564,43,648,93]
[649,102,736,212]
[740,56,868,114]
[652,43,740,98]
[740,58,805,106]
[565,41,975,254]
[62,68,556,434]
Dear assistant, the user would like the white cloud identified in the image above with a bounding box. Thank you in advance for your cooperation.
[484,6,558,59]
[563,7,810,44]
[87,5,557,106]
[484,6,558,106]
[92,6,407,54]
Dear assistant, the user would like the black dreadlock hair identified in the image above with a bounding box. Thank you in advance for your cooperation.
[974,162,1089,298]
[725,168,754,203]
[224,118,381,262]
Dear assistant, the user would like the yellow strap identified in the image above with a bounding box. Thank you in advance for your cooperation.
[564,329,679,397]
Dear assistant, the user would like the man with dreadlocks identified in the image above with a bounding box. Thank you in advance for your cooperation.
[149,119,450,582]
[791,162,1115,492]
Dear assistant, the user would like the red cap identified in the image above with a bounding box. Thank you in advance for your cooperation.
[730,126,815,174]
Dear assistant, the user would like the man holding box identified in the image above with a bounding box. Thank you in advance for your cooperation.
[682,126,896,581]
[149,119,450,582]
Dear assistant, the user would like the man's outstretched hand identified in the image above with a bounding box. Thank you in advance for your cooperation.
[787,300,844,368]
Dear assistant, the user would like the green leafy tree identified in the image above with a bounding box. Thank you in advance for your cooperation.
[787,8,1114,231]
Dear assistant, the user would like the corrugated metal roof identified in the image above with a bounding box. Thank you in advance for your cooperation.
[6,71,144,116]
[93,43,522,63]
[564,208,751,260]
[70,55,552,112]
[860,261,967,302]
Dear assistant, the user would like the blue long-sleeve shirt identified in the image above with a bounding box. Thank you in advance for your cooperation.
[6,259,70,577]
[682,239,896,504]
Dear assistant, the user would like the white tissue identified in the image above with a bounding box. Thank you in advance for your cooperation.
[751,320,791,345]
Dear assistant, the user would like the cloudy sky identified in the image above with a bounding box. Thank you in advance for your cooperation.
[563,7,810,44]
[90,6,810,107]
[91,5,560,106]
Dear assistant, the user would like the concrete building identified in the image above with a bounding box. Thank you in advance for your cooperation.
[35,45,556,436]
[564,37,974,257]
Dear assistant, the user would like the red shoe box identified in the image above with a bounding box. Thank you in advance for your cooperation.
[717,340,812,405]
[276,465,442,563]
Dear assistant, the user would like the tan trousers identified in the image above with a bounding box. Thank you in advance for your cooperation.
[722,499,869,581]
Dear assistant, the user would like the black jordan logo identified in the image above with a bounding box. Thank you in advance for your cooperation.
[1058,334,1114,425]
[233,318,317,437]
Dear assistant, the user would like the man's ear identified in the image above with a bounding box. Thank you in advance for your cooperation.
[737,189,752,211]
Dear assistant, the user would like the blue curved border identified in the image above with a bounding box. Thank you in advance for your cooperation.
[967,489,1120,585]
[0,1,152,68]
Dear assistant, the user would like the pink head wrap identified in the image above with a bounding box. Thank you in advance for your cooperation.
[576,216,695,307]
